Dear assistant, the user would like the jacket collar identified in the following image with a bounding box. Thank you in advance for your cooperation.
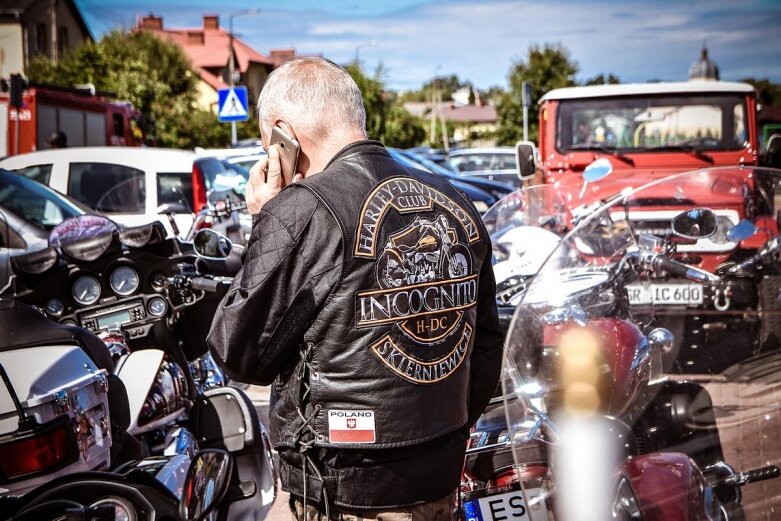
[323,140,388,171]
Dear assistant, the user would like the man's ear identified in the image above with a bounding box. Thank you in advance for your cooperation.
[274,119,298,142]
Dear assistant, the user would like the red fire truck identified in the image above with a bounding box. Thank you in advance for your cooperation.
[0,82,151,157]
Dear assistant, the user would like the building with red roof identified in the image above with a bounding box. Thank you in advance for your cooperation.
[137,14,297,113]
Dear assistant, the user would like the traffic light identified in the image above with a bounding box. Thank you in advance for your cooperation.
[9,74,28,108]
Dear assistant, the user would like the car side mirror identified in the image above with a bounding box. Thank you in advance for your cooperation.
[179,449,233,521]
[515,141,538,180]
[194,229,233,259]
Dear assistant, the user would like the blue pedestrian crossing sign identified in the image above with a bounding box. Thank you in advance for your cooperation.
[217,86,249,122]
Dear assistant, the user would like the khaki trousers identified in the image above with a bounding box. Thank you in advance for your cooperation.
[289,491,458,521]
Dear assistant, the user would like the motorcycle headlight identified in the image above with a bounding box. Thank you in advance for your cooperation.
[711,216,735,245]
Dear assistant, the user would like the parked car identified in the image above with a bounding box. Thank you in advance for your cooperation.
[387,148,496,213]
[407,146,457,171]
[397,148,514,201]
[0,147,240,236]
[0,168,89,289]
[447,147,521,187]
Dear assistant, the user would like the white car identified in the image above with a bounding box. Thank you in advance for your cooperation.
[0,147,241,236]
[448,147,521,187]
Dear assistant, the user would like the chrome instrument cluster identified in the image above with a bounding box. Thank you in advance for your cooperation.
[70,265,144,306]
[72,275,101,305]
[110,265,140,296]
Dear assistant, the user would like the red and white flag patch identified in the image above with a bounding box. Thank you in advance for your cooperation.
[328,410,376,444]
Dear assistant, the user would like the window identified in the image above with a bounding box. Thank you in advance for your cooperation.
[557,94,748,152]
[113,114,124,138]
[158,172,193,210]
[0,171,82,232]
[58,26,68,55]
[0,217,26,249]
[451,153,516,172]
[35,23,47,53]
[13,164,53,184]
[196,158,248,191]
[68,163,146,213]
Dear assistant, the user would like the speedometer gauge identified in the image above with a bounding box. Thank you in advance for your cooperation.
[110,266,140,296]
[72,275,101,306]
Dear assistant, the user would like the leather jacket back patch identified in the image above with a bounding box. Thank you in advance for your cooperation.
[353,177,482,384]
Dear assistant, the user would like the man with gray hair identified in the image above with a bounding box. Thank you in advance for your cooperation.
[208,57,503,520]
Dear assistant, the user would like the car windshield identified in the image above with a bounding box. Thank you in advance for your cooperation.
[557,94,747,153]
[198,157,248,188]
[0,169,84,230]
[450,152,516,172]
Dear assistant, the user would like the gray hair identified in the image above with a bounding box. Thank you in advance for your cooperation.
[257,57,367,142]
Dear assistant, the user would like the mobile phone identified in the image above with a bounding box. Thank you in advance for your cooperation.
[269,126,300,187]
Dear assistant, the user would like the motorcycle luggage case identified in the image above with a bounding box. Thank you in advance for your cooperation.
[191,386,277,521]
[0,345,112,495]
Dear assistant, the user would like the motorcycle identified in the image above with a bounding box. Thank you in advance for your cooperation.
[1,448,236,521]
[463,167,781,520]
[0,215,276,519]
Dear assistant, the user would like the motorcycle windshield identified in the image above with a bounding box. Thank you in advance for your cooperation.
[485,185,580,302]
[503,166,781,518]
[49,214,120,262]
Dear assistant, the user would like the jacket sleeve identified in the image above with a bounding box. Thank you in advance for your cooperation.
[466,239,504,427]
[207,186,342,385]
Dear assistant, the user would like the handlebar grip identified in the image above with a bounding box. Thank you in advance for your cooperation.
[741,465,780,485]
[190,277,222,293]
[730,253,764,274]
[653,256,718,283]
[654,256,690,278]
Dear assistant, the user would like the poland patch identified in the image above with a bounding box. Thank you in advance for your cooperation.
[328,410,376,444]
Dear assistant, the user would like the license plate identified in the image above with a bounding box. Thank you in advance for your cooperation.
[626,282,704,306]
[463,488,548,521]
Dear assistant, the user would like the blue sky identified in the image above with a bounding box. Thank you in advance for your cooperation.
[74,0,781,91]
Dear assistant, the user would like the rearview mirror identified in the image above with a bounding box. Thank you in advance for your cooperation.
[671,208,717,239]
[515,141,538,180]
[194,229,233,259]
[179,449,233,521]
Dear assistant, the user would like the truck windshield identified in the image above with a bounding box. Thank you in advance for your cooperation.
[556,94,747,153]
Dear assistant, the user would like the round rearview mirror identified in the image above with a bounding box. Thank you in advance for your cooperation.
[179,449,233,521]
[671,208,718,239]
[583,158,613,183]
[194,229,233,259]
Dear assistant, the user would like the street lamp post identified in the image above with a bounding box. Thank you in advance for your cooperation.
[354,40,378,65]
[228,8,260,144]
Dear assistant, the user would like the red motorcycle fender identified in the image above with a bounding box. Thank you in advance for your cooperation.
[623,453,703,521]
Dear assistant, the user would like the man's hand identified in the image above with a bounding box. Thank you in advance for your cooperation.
[246,145,303,214]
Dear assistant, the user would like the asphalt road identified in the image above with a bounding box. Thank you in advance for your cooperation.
[246,385,291,521]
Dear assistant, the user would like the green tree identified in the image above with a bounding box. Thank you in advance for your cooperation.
[495,43,579,145]
[585,73,621,85]
[399,74,472,103]
[346,63,425,148]
[26,30,237,148]
[467,86,476,105]
[740,78,781,106]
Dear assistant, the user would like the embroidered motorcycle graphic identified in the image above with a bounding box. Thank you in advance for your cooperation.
[354,177,481,384]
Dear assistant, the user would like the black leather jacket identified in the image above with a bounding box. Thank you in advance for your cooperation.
[208,141,503,508]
